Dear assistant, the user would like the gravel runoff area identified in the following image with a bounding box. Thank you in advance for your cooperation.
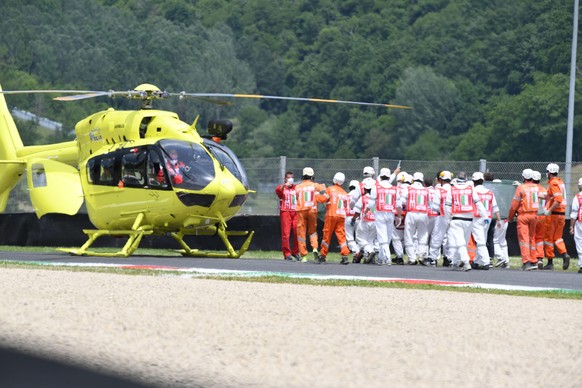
[0,268,581,387]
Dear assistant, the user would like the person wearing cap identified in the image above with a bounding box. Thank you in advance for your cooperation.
[345,179,363,262]
[444,171,488,271]
[568,177,582,273]
[366,167,398,265]
[295,167,326,262]
[315,172,351,264]
[351,177,378,264]
[532,170,548,268]
[392,172,412,264]
[275,171,300,261]
[470,171,502,270]
[540,163,571,270]
[433,170,453,266]
[508,169,541,270]
[397,171,437,265]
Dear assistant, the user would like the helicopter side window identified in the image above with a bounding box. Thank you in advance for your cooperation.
[31,164,47,188]
[87,159,100,184]
[121,150,147,187]
[100,157,116,185]
[147,150,168,189]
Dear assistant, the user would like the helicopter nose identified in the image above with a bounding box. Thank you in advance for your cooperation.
[214,178,237,206]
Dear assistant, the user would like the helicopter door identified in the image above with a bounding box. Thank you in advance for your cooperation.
[26,158,84,218]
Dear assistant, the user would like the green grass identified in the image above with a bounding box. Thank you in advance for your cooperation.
[0,245,581,299]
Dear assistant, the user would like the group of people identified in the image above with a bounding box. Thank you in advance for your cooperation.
[275,163,580,273]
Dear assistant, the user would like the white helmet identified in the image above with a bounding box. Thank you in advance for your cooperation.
[396,171,407,183]
[349,180,359,189]
[363,166,375,177]
[532,171,542,181]
[522,168,534,180]
[456,171,468,182]
[302,167,314,177]
[546,163,559,174]
[412,172,424,182]
[379,168,391,178]
[471,171,484,181]
[439,170,452,181]
[403,173,413,184]
[333,172,345,185]
[578,177,582,187]
[362,177,375,190]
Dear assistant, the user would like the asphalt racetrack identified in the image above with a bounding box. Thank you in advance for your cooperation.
[1,250,580,292]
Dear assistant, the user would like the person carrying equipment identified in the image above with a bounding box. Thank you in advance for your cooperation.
[295,167,326,262]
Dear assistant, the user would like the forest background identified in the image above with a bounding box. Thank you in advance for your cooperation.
[0,0,580,162]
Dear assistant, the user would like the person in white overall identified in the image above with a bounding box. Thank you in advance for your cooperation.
[471,171,502,269]
[351,177,378,264]
[444,171,488,271]
[568,177,582,274]
[366,168,397,265]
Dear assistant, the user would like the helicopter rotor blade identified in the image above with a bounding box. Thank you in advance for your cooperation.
[168,92,232,106]
[0,88,411,108]
[176,92,412,109]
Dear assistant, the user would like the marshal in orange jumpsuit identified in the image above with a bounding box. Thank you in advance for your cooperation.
[508,172,539,269]
[542,163,570,270]
[295,167,326,260]
[315,173,351,264]
[532,171,547,266]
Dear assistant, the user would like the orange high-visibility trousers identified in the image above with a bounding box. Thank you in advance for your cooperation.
[297,209,319,256]
[320,215,350,257]
[517,212,538,264]
[467,235,476,262]
[544,214,567,258]
[535,214,546,259]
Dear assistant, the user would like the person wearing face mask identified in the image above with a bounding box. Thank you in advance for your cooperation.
[351,177,377,264]
[540,163,571,270]
[275,171,300,261]
[315,172,351,264]
[159,148,186,185]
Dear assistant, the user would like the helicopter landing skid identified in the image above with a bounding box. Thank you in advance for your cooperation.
[59,227,154,257]
[171,227,255,258]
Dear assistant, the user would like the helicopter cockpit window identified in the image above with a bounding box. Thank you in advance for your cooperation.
[158,140,215,190]
[203,139,249,188]
[121,149,147,187]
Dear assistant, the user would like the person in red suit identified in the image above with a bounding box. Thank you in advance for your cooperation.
[275,171,300,260]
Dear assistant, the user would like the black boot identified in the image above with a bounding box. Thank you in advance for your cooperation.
[442,257,451,267]
[340,256,349,265]
[542,259,554,270]
[563,253,571,270]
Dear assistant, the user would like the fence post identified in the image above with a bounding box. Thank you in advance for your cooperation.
[373,157,379,175]
[479,159,487,172]
[279,156,286,183]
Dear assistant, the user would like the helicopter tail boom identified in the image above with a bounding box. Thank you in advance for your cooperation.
[0,86,26,211]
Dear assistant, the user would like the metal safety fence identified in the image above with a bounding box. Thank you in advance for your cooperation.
[5,158,582,216]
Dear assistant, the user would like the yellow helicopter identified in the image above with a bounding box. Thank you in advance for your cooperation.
[0,83,410,258]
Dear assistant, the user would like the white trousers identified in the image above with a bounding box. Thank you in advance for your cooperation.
[404,212,429,263]
[375,211,395,262]
[392,225,405,258]
[494,220,509,263]
[428,216,447,260]
[447,218,473,266]
[574,223,582,268]
[345,218,359,253]
[472,218,491,266]
[356,220,377,254]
